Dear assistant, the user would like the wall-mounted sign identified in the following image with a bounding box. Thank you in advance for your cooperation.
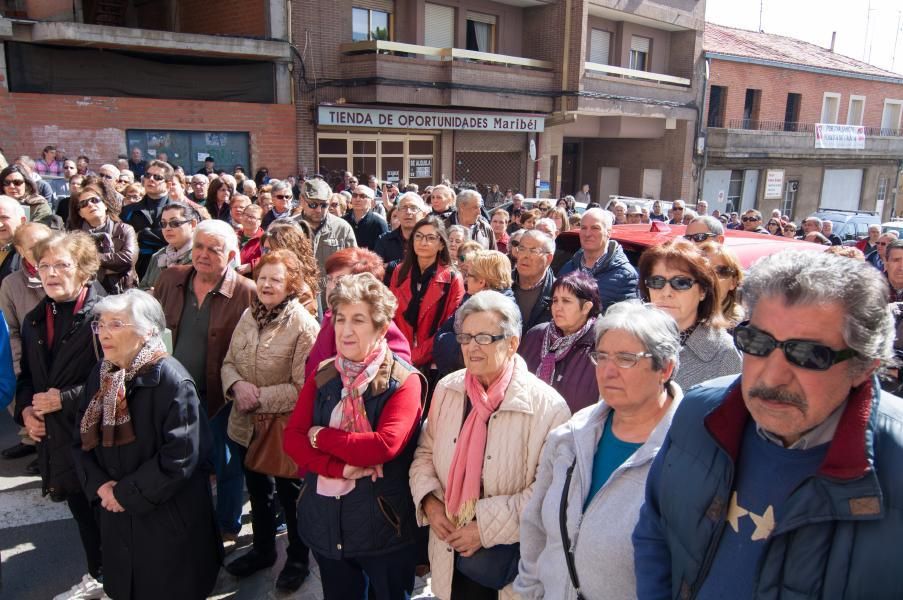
[764,169,784,199]
[815,123,865,150]
[410,158,432,178]
[319,105,544,132]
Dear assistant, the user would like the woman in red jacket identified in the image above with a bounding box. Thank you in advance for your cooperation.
[388,216,464,381]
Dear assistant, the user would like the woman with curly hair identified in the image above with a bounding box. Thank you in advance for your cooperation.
[260,220,320,317]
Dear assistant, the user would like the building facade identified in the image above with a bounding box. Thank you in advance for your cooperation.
[701,24,903,221]
[0,0,297,178]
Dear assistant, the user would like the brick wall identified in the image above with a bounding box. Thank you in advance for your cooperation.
[179,0,268,37]
[0,90,297,178]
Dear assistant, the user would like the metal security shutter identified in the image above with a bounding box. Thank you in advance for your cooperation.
[425,3,455,49]
[589,29,610,64]
[631,36,651,54]
[820,169,863,211]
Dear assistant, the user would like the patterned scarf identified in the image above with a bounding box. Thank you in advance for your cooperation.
[679,322,699,346]
[445,358,516,527]
[316,339,388,497]
[536,316,596,384]
[251,297,290,330]
[157,240,192,269]
[80,338,168,450]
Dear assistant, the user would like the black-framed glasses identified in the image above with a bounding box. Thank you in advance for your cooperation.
[733,322,857,371]
[144,173,166,182]
[588,351,653,368]
[161,219,189,229]
[2,178,25,187]
[76,196,102,210]
[645,275,696,291]
[714,265,737,279]
[684,232,717,243]
[413,233,439,243]
[456,333,507,346]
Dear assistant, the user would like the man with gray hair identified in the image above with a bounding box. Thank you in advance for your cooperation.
[0,195,26,283]
[343,184,387,250]
[798,216,823,239]
[447,189,496,250]
[154,218,255,543]
[512,229,556,333]
[635,250,903,598]
[558,208,638,312]
[684,215,725,245]
[374,192,428,265]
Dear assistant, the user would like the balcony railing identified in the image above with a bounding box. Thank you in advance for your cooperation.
[723,119,902,137]
[340,40,553,71]
[584,61,691,86]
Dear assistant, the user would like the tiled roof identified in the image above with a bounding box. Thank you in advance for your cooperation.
[704,22,903,81]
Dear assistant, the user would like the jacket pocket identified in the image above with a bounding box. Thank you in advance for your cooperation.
[377,495,402,537]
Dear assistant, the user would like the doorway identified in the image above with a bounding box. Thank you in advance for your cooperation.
[561,142,581,197]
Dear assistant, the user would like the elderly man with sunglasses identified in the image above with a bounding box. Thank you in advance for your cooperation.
[343,184,387,250]
[634,250,903,599]
[684,215,725,245]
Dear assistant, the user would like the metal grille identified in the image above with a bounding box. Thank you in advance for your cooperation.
[454,151,524,195]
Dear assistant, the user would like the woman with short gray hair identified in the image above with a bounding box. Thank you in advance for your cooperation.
[516,301,684,600]
[411,291,570,599]
[74,289,222,599]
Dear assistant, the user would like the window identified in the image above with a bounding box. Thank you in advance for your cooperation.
[782,180,799,219]
[466,12,496,53]
[726,169,744,213]
[589,29,611,65]
[784,93,801,131]
[352,7,390,42]
[821,92,841,124]
[707,85,727,128]
[847,95,865,125]
[424,3,455,49]
[881,100,903,135]
[742,89,761,129]
[628,36,651,71]
[878,177,889,203]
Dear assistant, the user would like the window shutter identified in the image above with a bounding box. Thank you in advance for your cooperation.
[466,11,496,25]
[425,3,455,48]
[631,36,651,54]
[589,29,610,64]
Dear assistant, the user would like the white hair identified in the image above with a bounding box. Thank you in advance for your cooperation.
[93,289,166,343]
[582,207,614,230]
[0,195,27,219]
[456,189,483,209]
[195,218,239,258]
[397,192,428,213]
[520,228,555,254]
[535,218,558,235]
[454,290,522,339]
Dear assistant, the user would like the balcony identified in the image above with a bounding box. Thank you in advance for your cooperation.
[584,61,690,86]
[724,119,902,137]
[338,40,557,113]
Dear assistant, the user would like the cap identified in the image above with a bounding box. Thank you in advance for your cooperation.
[303,178,332,201]
[355,186,375,200]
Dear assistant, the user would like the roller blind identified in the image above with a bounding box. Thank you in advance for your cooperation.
[466,11,496,25]
[590,29,610,64]
[631,36,651,54]
[425,3,455,48]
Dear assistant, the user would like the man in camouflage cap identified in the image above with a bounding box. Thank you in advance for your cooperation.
[296,177,356,302]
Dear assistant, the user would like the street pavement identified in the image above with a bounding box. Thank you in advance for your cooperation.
[0,414,436,599]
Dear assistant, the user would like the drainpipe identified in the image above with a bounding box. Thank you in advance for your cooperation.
[695,58,710,204]
[894,159,903,219]
[561,0,572,112]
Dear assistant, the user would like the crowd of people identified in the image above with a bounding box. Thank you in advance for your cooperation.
[1,147,903,600]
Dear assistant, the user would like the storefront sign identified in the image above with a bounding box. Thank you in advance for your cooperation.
[410,158,432,178]
[764,169,784,199]
[319,106,544,132]
[815,123,865,150]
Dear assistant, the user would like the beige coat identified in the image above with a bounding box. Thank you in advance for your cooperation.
[222,299,320,447]
[409,355,571,600]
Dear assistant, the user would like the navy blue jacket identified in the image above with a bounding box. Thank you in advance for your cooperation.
[633,375,903,600]
[344,210,388,251]
[557,240,638,312]
[374,227,407,266]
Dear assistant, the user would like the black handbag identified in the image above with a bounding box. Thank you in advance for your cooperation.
[455,542,521,590]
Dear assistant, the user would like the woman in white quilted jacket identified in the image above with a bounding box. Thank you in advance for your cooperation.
[409,291,570,600]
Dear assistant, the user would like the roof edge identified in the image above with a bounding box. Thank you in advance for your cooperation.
[704,52,903,86]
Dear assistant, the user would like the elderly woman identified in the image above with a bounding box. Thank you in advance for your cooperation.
[389,216,465,382]
[447,225,470,268]
[639,238,741,389]
[260,220,319,316]
[434,250,514,379]
[519,271,601,412]
[516,302,684,600]
[284,273,424,598]
[699,241,745,328]
[221,250,320,592]
[14,231,106,598]
[304,247,411,378]
[489,209,510,255]
[122,182,145,206]
[68,183,139,293]
[261,180,294,229]
[410,292,571,599]
[0,163,54,225]
[73,289,222,600]
[237,204,265,275]
[328,192,347,218]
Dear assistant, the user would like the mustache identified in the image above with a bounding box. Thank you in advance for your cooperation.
[748,384,807,412]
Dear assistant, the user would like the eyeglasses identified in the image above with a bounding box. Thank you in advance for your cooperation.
[100,174,115,181]
[672,207,684,212]
[684,232,717,243]
[2,179,25,187]
[77,197,102,210]
[510,240,520,248]
[306,201,327,210]
[741,216,761,223]
[455,333,507,346]
[161,219,190,229]
[733,322,857,371]
[37,262,75,274]
[515,246,549,256]
[90,319,135,334]
[398,205,422,213]
[413,233,439,243]
[645,275,697,291]
[588,351,653,368]
[351,193,370,199]
[144,173,166,182]
[117,178,130,184]
[878,242,890,247]
[714,265,737,279]
[329,202,341,209]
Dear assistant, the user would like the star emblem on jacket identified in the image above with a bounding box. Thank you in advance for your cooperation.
[726,491,775,541]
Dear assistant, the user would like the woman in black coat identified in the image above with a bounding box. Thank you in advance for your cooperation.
[75,288,222,600]
[15,231,106,598]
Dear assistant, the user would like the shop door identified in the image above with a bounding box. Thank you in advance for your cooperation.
[561,142,580,196]
[316,134,436,191]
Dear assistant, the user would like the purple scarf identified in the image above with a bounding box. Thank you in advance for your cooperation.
[536,317,596,384]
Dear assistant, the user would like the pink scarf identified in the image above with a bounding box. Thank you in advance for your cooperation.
[316,340,388,497]
[445,359,516,527]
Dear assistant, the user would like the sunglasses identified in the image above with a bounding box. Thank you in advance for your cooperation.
[307,201,327,209]
[276,194,293,200]
[714,265,737,279]
[77,196,102,210]
[741,216,760,222]
[733,322,857,371]
[684,232,717,243]
[161,219,190,229]
[645,275,696,291]
[3,179,25,187]
[144,173,166,182]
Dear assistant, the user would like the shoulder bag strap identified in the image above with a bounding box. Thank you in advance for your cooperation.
[560,458,585,600]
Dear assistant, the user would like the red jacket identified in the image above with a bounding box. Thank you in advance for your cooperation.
[389,263,464,369]
[239,229,264,270]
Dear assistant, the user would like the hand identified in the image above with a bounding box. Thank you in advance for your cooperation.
[231,381,260,413]
[32,389,62,416]
[236,263,252,275]
[22,406,46,441]
[342,464,383,481]
[422,494,455,542]
[446,520,483,557]
[97,481,125,513]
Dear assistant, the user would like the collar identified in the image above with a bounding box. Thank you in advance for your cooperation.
[182,267,237,299]
[756,400,846,449]
[445,355,536,415]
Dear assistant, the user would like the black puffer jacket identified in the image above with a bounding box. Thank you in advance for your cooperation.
[14,284,102,500]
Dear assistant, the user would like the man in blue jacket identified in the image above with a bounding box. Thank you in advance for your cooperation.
[633,250,903,599]
[557,208,637,313]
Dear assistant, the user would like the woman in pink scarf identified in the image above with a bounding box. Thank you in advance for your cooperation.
[410,292,571,599]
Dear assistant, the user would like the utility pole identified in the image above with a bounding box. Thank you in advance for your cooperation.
[864,0,872,62]
[759,0,764,32]
[893,11,902,73]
